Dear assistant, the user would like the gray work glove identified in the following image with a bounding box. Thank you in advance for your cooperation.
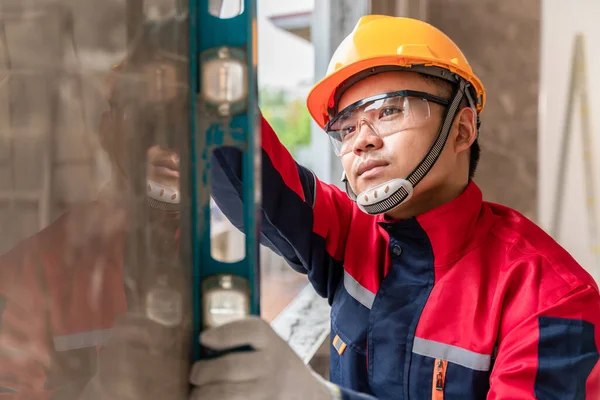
[189,316,341,400]
[79,313,189,400]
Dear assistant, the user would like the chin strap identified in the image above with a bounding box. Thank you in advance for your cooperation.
[344,177,414,215]
[343,79,469,215]
[146,180,180,213]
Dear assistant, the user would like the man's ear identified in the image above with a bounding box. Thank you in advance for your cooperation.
[453,107,477,155]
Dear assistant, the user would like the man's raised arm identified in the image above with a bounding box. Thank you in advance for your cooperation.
[210,114,354,301]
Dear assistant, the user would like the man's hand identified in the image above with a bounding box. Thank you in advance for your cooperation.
[190,316,341,400]
[80,313,189,400]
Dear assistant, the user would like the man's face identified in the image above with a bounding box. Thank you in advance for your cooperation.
[146,145,180,189]
[100,101,184,194]
[337,71,458,198]
[101,63,187,194]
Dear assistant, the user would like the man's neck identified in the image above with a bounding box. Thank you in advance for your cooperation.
[384,178,470,221]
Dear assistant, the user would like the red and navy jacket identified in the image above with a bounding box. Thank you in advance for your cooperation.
[211,115,600,399]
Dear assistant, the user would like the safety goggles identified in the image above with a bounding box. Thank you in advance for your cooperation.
[110,99,188,149]
[325,90,449,156]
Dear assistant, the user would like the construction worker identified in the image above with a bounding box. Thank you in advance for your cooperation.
[196,15,600,399]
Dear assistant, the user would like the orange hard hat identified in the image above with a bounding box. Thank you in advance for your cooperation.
[306,15,486,129]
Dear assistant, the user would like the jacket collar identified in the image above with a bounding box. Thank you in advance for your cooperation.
[377,181,491,267]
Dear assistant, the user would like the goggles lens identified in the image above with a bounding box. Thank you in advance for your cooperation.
[325,90,449,156]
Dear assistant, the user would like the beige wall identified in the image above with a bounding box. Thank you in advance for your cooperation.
[538,0,600,280]
[427,0,541,220]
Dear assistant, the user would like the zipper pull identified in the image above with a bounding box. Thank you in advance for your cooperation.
[436,372,443,391]
[435,359,444,391]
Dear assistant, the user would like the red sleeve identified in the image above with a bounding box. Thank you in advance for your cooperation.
[259,114,353,261]
[488,284,600,399]
[0,240,54,399]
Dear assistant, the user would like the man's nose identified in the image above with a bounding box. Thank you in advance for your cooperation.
[352,119,384,155]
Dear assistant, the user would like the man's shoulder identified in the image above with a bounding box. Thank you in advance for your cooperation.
[483,201,598,300]
[1,201,128,264]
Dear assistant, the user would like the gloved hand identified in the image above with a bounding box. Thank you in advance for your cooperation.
[189,316,341,400]
[79,313,189,400]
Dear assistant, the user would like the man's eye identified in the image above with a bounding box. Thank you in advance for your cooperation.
[380,107,403,118]
[340,125,356,140]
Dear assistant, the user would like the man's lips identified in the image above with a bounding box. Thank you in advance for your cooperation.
[151,159,180,178]
[357,159,389,177]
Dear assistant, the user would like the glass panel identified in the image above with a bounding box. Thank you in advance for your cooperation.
[0,0,192,398]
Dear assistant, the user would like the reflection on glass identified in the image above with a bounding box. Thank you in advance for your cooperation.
[0,2,192,399]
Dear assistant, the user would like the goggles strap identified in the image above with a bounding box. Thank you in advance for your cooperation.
[406,79,466,188]
[147,180,180,213]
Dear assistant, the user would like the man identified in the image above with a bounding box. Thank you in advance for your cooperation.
[197,15,600,399]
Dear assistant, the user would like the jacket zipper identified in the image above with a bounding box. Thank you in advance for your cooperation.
[432,358,447,400]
